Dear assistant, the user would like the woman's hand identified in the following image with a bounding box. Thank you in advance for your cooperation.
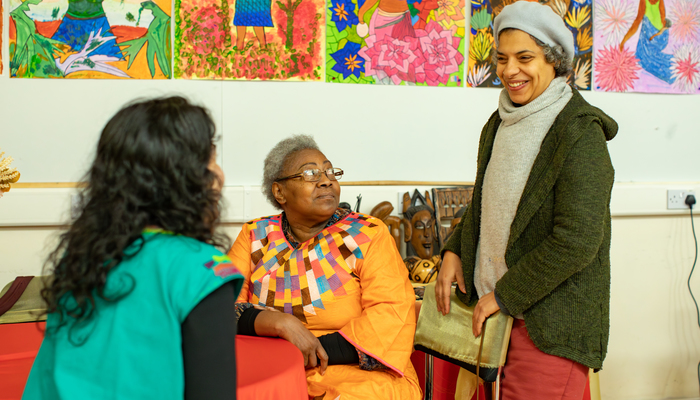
[254,310,329,375]
[277,313,329,374]
[435,251,465,315]
[472,291,499,338]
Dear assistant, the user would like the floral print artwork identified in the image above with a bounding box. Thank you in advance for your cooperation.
[175,0,324,80]
[326,0,465,86]
[594,0,700,93]
[467,0,593,90]
[8,0,171,79]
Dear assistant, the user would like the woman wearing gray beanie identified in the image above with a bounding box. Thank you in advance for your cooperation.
[434,1,617,398]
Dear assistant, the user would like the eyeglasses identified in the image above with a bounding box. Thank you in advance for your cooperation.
[275,168,344,183]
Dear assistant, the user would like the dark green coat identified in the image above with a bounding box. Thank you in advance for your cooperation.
[443,89,617,370]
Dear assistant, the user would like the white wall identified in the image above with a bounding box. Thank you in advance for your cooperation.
[2,77,700,184]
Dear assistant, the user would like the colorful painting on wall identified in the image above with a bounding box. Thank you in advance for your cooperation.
[8,0,171,79]
[175,0,324,80]
[467,0,593,90]
[594,0,700,93]
[325,0,466,86]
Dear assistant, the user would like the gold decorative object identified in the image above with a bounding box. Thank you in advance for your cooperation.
[0,149,21,195]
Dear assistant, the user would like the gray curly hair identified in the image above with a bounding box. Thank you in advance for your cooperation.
[262,134,320,209]
[493,28,572,78]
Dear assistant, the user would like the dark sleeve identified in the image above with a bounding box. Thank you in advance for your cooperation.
[236,305,264,336]
[317,332,360,365]
[493,290,511,316]
[182,281,237,400]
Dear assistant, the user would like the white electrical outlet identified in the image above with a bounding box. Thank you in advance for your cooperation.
[667,189,695,210]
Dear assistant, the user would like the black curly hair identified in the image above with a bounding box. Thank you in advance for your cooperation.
[42,96,229,329]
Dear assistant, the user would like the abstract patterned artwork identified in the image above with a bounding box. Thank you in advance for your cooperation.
[325,0,466,86]
[8,0,171,78]
[467,0,593,90]
[175,0,324,80]
[594,0,700,93]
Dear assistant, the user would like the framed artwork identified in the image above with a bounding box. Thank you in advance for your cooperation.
[467,0,593,90]
[8,0,171,78]
[594,0,700,93]
[175,0,324,80]
[325,0,466,86]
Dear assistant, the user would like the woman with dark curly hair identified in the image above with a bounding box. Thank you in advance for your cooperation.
[23,97,244,400]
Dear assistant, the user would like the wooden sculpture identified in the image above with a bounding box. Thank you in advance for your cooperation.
[432,186,474,249]
[369,201,403,249]
[0,150,20,197]
[402,190,441,284]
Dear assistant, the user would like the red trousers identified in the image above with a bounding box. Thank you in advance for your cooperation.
[500,319,589,400]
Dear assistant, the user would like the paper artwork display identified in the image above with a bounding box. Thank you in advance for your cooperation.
[594,0,700,93]
[325,0,466,86]
[467,0,593,90]
[8,0,171,79]
[175,0,324,80]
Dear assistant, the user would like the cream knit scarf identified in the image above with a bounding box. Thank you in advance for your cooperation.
[474,77,572,302]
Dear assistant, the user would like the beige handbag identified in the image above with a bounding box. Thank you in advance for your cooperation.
[0,276,49,324]
[414,282,513,383]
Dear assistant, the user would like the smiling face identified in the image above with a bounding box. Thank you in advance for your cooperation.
[272,149,340,226]
[496,29,556,106]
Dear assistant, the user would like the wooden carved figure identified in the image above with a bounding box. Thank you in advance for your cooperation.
[369,201,402,249]
[402,190,440,283]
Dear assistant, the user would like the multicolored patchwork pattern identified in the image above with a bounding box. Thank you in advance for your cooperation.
[204,254,242,278]
[245,213,379,321]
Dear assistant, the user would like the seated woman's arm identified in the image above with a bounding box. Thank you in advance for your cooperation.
[234,302,329,374]
[237,304,359,365]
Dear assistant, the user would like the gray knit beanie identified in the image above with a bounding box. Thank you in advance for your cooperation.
[493,1,575,62]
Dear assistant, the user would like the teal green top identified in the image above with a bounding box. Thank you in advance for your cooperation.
[443,89,617,370]
[23,231,244,399]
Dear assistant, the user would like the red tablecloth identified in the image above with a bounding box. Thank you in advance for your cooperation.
[0,322,45,400]
[0,323,307,400]
[236,335,307,400]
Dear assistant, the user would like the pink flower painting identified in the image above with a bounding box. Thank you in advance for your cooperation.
[416,22,463,86]
[595,45,641,92]
[594,0,700,93]
[669,0,700,44]
[671,43,700,92]
[359,35,425,85]
[358,20,463,86]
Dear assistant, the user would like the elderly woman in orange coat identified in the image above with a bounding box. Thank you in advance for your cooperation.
[228,134,421,399]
